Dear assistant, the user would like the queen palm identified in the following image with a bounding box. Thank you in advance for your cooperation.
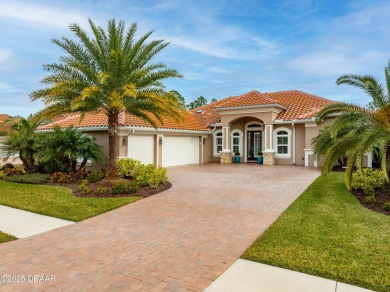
[31,19,184,178]
[314,60,390,190]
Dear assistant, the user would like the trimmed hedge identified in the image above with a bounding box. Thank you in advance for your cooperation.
[3,173,50,184]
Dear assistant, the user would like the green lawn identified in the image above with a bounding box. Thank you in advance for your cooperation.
[242,172,390,292]
[0,231,17,244]
[0,181,141,222]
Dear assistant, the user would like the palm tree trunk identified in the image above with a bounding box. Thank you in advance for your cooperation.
[108,111,119,179]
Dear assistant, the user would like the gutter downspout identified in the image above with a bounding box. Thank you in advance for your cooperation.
[292,122,296,165]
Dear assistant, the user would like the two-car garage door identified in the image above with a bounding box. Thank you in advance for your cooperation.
[162,136,199,167]
[127,135,199,167]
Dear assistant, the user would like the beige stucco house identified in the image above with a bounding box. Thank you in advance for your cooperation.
[38,90,372,169]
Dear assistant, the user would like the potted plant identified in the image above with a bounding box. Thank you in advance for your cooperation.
[257,151,263,164]
[234,151,241,163]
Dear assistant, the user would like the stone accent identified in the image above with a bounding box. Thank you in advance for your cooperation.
[220,151,233,164]
[263,151,275,165]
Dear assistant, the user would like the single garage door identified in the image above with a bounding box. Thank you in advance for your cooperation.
[162,136,199,167]
[127,135,154,165]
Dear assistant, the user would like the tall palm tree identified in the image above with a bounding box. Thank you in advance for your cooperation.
[0,115,44,172]
[314,60,390,190]
[31,19,184,178]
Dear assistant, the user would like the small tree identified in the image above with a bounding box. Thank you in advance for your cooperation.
[0,115,44,173]
[35,126,105,173]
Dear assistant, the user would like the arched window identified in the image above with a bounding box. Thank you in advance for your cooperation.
[273,128,291,158]
[231,130,243,154]
[213,130,223,155]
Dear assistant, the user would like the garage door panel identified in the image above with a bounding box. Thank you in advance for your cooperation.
[163,136,199,167]
[127,135,154,165]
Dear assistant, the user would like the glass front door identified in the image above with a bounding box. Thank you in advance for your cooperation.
[247,131,262,160]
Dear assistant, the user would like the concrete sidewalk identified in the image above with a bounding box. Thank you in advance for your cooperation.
[205,259,374,292]
[0,205,74,238]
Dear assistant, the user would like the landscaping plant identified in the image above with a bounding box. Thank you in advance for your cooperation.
[0,115,46,173]
[313,59,390,190]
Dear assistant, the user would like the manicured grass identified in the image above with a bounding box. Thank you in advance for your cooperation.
[0,181,141,222]
[242,172,390,292]
[0,231,17,243]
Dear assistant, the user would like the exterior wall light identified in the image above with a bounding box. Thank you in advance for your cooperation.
[159,136,163,145]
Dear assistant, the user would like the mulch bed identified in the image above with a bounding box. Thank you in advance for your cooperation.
[351,189,390,216]
[45,178,172,198]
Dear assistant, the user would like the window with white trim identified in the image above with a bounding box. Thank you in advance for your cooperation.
[231,130,243,154]
[213,130,223,155]
[273,127,291,158]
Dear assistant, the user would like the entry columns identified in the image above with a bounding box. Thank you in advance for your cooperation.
[220,126,232,164]
[263,124,276,165]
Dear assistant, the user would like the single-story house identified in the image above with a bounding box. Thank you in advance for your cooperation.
[38,90,373,168]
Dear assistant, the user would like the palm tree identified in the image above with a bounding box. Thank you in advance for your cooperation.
[35,126,105,173]
[0,115,44,172]
[31,19,184,178]
[314,60,390,190]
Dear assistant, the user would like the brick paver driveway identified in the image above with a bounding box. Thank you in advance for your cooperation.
[0,164,319,291]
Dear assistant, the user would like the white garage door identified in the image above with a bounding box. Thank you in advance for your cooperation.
[162,136,199,167]
[127,135,154,165]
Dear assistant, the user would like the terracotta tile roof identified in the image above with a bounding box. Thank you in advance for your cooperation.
[191,90,334,125]
[38,111,209,132]
[214,90,283,108]
[0,114,12,134]
[265,90,334,121]
[38,90,334,131]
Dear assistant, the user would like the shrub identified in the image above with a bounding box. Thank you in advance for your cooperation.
[3,173,50,184]
[148,167,168,188]
[95,186,107,196]
[117,158,142,178]
[365,195,376,204]
[135,164,156,186]
[117,158,168,188]
[87,170,103,183]
[127,181,139,194]
[3,166,26,176]
[383,202,390,211]
[1,163,14,170]
[111,181,128,195]
[111,180,139,195]
[77,167,89,180]
[50,172,72,184]
[352,168,384,196]
[77,183,91,195]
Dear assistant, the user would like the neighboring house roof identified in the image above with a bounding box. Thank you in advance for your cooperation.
[38,90,334,131]
[192,90,334,126]
[0,114,12,135]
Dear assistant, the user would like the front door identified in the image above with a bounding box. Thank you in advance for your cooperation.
[247,131,262,161]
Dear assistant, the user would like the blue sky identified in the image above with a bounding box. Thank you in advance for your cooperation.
[1,0,390,117]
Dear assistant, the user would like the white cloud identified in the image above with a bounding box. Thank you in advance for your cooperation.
[0,1,89,28]
[287,50,384,76]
